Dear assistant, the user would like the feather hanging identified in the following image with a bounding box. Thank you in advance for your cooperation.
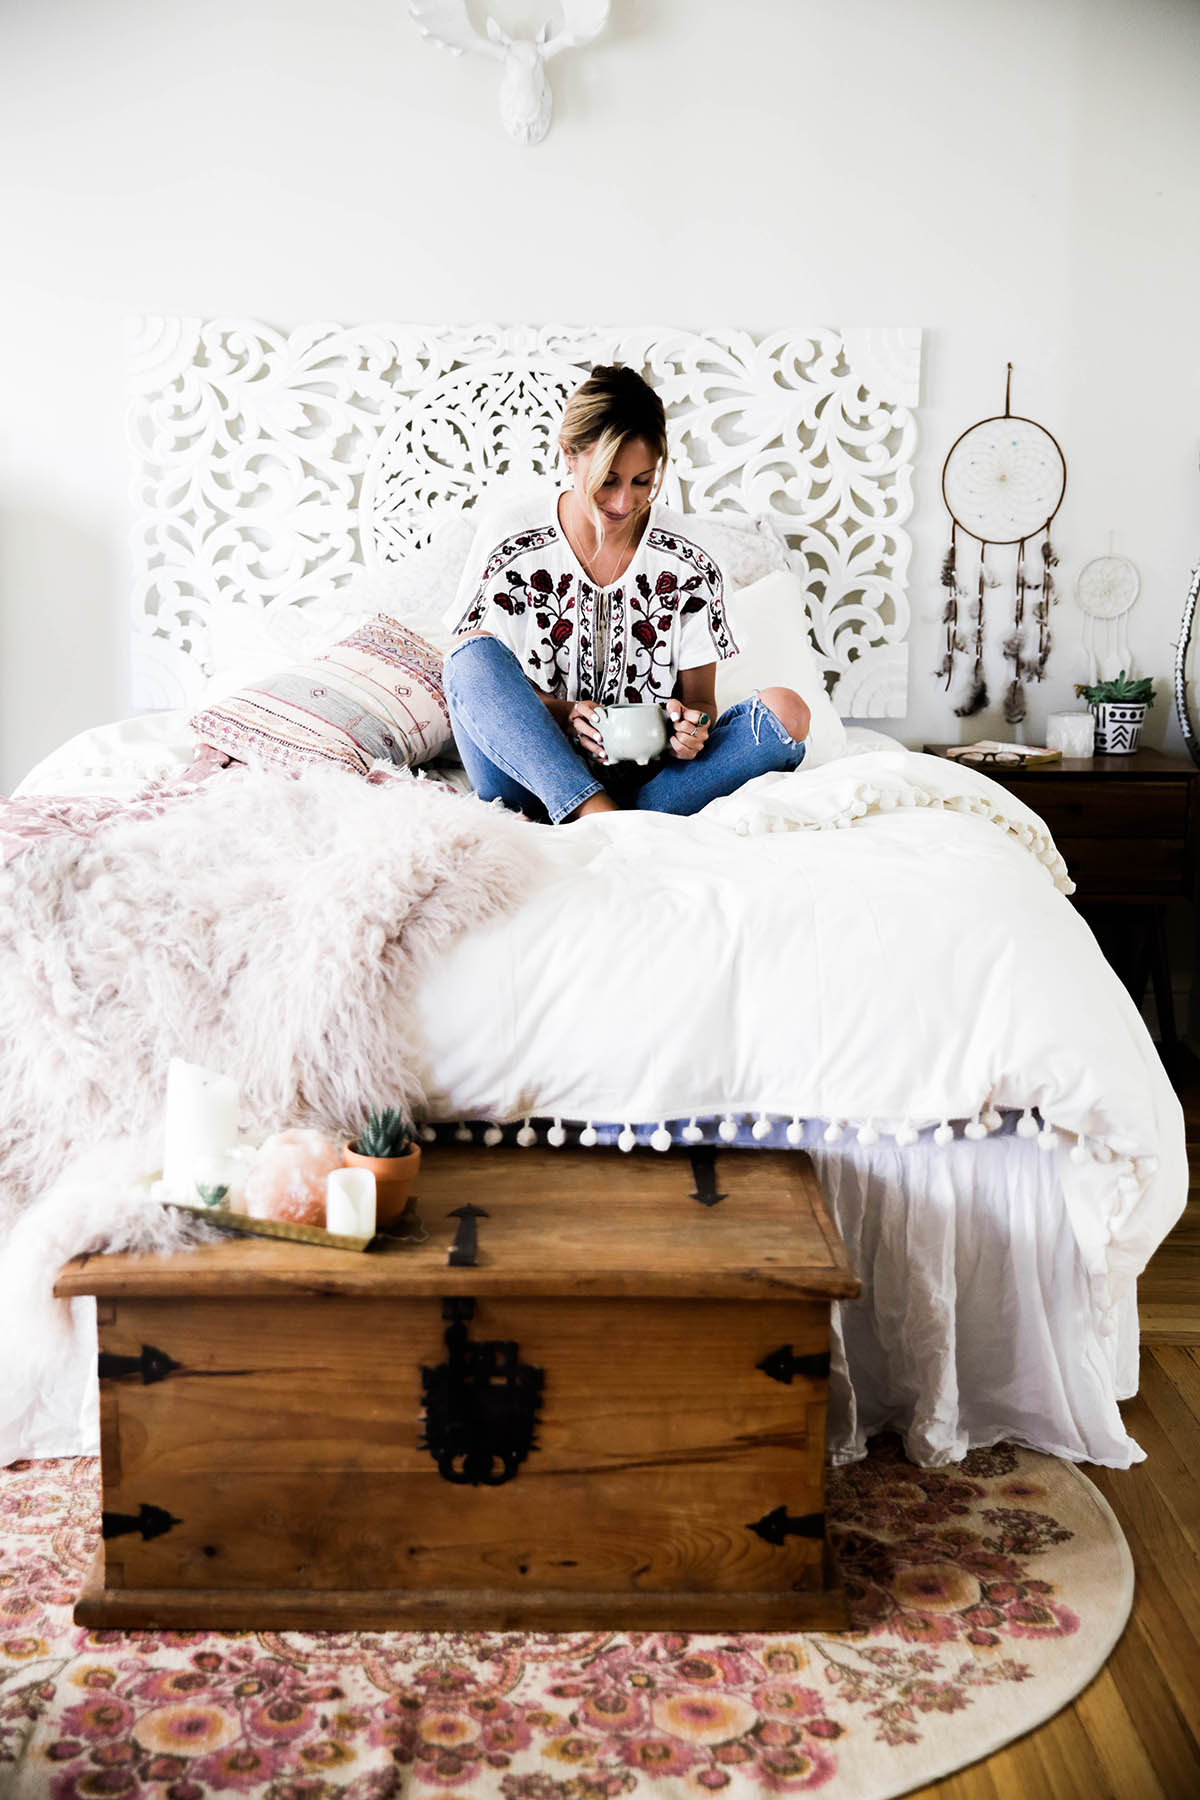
[1032,528,1056,679]
[1002,679,1026,725]
[952,540,989,718]
[954,674,989,718]
[999,539,1029,721]
[938,523,960,691]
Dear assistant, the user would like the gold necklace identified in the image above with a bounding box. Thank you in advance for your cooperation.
[565,491,640,588]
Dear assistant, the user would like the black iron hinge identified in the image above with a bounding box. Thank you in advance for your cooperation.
[747,1505,825,1545]
[101,1503,181,1541]
[97,1344,181,1385]
[756,1345,831,1384]
[688,1147,727,1207]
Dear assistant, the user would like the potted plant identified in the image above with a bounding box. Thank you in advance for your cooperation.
[1074,670,1156,754]
[343,1108,421,1230]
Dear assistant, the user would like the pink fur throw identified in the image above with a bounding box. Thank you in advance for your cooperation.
[0,763,537,1235]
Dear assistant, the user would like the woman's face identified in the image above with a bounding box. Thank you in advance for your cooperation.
[564,435,660,527]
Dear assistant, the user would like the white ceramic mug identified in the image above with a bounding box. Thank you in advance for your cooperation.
[592,703,670,765]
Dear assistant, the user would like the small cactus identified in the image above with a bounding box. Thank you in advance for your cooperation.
[351,1108,413,1159]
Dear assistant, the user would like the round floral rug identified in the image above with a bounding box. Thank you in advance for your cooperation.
[0,1438,1131,1799]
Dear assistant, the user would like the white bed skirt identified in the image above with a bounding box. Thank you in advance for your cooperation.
[819,1128,1140,1468]
[3,1130,1141,1472]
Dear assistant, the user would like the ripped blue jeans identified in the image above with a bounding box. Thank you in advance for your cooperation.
[443,636,806,824]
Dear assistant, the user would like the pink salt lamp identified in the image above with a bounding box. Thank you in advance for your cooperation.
[243,1128,344,1226]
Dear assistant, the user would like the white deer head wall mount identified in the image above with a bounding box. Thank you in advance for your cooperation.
[409,1,611,146]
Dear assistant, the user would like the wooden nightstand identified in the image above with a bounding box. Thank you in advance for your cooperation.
[923,746,1200,1060]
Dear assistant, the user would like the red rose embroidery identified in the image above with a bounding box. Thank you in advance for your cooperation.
[632,620,657,649]
[550,619,574,648]
[530,569,554,593]
[655,571,678,595]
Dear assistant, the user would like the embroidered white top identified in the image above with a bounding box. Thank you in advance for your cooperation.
[444,487,738,704]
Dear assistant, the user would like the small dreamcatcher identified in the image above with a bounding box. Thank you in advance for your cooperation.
[939,365,1067,722]
[1075,547,1140,683]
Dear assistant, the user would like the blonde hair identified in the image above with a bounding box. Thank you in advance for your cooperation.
[560,365,668,552]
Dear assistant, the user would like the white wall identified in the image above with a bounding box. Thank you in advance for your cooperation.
[2,0,1198,789]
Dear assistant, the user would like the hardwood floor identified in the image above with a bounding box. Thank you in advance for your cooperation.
[909,1060,1200,1798]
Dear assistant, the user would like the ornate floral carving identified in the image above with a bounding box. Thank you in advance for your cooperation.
[127,319,921,715]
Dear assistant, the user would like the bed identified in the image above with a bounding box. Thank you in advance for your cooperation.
[0,319,1186,1476]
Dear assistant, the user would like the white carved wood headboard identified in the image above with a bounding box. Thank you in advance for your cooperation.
[127,319,921,716]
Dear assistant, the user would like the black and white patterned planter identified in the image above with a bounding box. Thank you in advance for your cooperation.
[1091,701,1147,754]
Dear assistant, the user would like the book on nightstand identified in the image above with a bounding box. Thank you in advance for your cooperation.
[942,740,1062,768]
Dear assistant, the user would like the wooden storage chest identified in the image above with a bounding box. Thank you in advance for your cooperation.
[56,1144,860,1632]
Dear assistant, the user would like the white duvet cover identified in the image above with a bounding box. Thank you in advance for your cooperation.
[415,750,1182,1277]
[9,719,1187,1469]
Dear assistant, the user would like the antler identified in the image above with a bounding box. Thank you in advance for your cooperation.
[408,0,505,60]
[540,0,611,58]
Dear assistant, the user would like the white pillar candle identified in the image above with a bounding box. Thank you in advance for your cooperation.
[162,1058,240,1197]
[1046,711,1096,757]
[325,1166,377,1238]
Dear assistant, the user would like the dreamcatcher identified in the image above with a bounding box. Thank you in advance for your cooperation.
[1075,546,1140,683]
[939,365,1067,722]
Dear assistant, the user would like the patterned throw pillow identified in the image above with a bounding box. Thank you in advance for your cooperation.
[189,615,451,776]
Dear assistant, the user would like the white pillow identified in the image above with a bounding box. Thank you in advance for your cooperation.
[355,509,481,628]
[200,599,454,709]
[686,511,793,592]
[716,570,847,767]
[12,710,198,799]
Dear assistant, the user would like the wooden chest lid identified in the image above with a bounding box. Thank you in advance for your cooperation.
[55,1146,860,1303]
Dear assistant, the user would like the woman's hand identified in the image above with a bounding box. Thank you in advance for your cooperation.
[665,700,711,760]
[567,700,609,763]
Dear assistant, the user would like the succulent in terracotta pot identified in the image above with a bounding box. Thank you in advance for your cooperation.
[344,1108,421,1230]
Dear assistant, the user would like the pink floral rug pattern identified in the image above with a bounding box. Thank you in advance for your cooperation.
[0,1440,1131,1799]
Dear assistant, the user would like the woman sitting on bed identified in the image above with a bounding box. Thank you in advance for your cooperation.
[442,364,811,823]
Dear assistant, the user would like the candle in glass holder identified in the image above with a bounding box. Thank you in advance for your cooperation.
[188,1144,257,1210]
[162,1058,239,1196]
[1046,711,1095,758]
[325,1166,377,1238]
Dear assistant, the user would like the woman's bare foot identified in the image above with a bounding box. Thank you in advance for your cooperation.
[566,791,620,821]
